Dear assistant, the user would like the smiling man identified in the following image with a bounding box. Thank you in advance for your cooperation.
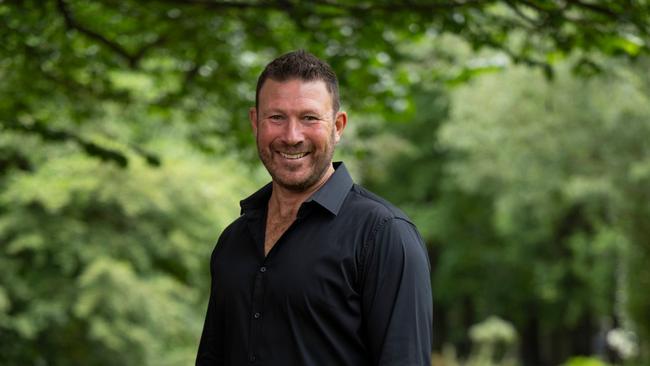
[196,50,433,366]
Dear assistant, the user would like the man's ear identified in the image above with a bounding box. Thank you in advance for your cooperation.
[333,111,347,144]
[249,107,258,136]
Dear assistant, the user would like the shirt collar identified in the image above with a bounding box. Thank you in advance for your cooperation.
[240,162,354,216]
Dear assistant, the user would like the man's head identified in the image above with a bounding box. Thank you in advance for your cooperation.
[250,50,347,192]
[255,50,340,114]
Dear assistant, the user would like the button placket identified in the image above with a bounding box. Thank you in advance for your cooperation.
[249,264,266,363]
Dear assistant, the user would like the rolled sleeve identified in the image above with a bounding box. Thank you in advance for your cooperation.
[361,217,433,366]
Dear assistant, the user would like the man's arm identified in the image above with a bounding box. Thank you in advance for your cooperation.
[196,247,224,365]
[361,217,433,366]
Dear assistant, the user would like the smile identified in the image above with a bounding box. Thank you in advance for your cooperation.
[279,152,308,160]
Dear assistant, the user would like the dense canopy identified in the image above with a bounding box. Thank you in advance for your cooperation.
[2,0,649,164]
[1,1,650,365]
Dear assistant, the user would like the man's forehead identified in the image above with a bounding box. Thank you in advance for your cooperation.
[258,79,333,107]
[260,78,329,92]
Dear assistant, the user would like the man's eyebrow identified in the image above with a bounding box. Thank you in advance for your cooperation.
[260,108,286,116]
[299,109,323,115]
[263,108,325,115]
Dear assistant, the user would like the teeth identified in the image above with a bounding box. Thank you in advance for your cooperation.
[280,152,307,159]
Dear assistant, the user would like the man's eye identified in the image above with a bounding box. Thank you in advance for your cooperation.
[269,115,284,120]
[303,116,318,121]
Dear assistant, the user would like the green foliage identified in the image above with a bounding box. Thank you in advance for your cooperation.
[434,317,518,366]
[360,56,650,364]
[0,132,263,365]
[562,356,610,366]
[468,316,518,366]
[439,58,650,363]
[3,1,650,364]
[2,0,649,166]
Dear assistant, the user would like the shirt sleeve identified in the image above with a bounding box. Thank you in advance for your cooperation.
[361,217,433,366]
[196,246,225,365]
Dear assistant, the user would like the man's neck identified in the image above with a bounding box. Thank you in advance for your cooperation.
[268,165,335,220]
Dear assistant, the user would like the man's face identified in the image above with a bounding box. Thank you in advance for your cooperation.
[250,78,347,192]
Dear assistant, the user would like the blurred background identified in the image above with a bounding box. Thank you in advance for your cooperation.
[1,1,649,365]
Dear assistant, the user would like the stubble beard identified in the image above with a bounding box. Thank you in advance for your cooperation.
[257,129,336,193]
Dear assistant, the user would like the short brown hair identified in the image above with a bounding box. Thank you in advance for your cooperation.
[255,50,340,112]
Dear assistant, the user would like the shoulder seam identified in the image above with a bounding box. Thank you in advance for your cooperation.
[353,185,397,213]
[350,185,409,223]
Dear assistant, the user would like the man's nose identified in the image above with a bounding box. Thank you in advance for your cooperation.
[280,118,304,145]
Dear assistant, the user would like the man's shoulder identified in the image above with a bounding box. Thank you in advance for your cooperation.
[344,184,411,223]
[215,214,248,242]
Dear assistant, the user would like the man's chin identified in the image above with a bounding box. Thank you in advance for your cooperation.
[274,176,313,192]
[266,158,333,192]
[271,169,325,192]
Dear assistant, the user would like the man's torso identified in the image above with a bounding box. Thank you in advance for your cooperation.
[210,184,407,365]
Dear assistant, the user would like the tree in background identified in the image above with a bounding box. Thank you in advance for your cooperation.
[2,0,648,165]
[2,1,650,365]
[436,58,649,364]
[0,123,264,364]
[359,54,650,364]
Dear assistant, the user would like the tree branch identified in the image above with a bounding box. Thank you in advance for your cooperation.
[56,0,137,66]
[503,0,544,29]
[55,0,161,68]
[565,0,619,19]
[3,120,161,168]
[153,0,285,10]
[155,0,491,13]
[310,0,490,13]
[567,0,650,34]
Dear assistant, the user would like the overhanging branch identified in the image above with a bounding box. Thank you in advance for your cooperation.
[55,0,161,68]
[3,120,161,168]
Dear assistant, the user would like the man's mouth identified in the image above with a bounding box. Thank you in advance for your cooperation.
[279,152,308,160]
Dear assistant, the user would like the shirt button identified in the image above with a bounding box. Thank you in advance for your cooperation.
[259,266,267,273]
[253,312,261,319]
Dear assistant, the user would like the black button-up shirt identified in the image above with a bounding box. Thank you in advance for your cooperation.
[196,162,432,366]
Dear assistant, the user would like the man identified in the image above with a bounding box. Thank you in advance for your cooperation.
[196,50,432,366]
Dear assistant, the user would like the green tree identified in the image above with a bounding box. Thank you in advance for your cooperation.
[359,55,650,364]
[439,58,650,364]
[2,0,648,166]
[3,1,650,364]
[0,128,264,364]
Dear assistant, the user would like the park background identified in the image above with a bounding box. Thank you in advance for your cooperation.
[1,1,649,365]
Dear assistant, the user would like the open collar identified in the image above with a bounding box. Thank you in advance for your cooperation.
[240,161,353,217]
